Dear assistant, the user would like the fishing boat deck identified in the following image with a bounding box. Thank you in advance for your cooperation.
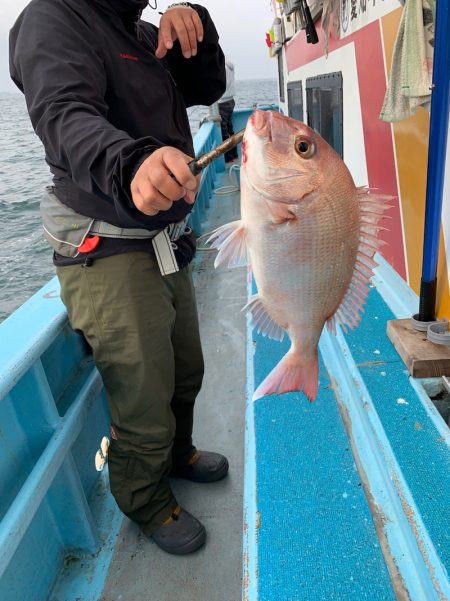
[247,263,450,600]
[99,168,247,601]
[249,300,395,600]
[0,111,449,601]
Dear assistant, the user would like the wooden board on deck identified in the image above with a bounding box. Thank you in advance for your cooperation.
[387,318,450,378]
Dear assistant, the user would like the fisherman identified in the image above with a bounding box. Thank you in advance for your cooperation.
[9,0,228,555]
[218,57,239,163]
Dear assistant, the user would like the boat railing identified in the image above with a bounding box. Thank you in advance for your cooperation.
[0,274,111,600]
[190,116,225,234]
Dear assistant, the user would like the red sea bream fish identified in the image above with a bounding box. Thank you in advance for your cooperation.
[207,110,390,401]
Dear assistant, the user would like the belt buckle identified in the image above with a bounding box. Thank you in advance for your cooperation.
[169,219,186,242]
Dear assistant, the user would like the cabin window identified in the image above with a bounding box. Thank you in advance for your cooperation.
[278,53,285,103]
[283,0,303,15]
[306,72,343,158]
[287,81,303,122]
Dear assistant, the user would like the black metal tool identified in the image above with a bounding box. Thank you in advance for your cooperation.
[188,128,245,176]
[299,0,319,44]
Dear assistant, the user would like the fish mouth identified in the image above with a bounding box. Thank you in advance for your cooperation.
[249,109,296,156]
[249,110,273,140]
[250,110,268,129]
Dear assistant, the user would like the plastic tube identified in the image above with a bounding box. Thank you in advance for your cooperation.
[418,0,450,321]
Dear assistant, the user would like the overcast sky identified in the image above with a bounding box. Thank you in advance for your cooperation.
[1,0,277,92]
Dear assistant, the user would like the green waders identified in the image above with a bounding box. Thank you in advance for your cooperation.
[57,251,204,535]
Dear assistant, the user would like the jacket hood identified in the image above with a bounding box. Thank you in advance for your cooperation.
[94,0,149,19]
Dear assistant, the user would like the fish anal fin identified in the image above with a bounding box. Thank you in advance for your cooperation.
[205,220,248,269]
[243,295,285,342]
[252,349,319,402]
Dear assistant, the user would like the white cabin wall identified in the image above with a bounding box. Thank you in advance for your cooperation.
[277,50,288,116]
[285,44,369,187]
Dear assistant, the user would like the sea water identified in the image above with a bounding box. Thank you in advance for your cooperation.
[0,79,277,322]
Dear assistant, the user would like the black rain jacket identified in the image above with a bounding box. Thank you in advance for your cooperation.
[9,0,225,266]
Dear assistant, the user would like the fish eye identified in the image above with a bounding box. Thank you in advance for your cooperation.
[295,137,315,159]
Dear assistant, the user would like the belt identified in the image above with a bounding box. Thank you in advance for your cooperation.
[90,217,190,242]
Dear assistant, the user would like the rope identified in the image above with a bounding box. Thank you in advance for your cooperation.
[214,164,241,195]
[196,164,241,251]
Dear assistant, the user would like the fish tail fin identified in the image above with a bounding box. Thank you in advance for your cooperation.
[252,349,319,402]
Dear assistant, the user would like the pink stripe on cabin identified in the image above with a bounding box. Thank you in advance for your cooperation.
[285,20,407,279]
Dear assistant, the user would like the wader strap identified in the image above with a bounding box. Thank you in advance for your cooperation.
[90,219,189,241]
[90,220,160,239]
[91,219,189,242]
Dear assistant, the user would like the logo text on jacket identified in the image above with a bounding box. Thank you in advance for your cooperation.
[119,53,139,61]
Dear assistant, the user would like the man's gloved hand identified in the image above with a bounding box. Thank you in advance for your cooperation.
[130,147,199,216]
[155,4,204,60]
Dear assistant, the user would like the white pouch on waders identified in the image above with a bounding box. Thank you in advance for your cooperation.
[40,186,95,258]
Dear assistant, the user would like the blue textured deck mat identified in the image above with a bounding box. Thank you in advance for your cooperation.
[253,340,395,600]
[342,285,450,572]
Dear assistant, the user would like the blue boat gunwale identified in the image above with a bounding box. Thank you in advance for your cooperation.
[0,277,66,400]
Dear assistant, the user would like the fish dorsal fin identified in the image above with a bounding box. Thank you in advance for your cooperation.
[243,294,285,342]
[205,220,248,269]
[327,188,392,334]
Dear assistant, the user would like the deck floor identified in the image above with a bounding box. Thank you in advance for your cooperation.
[101,170,247,601]
[250,306,395,601]
[248,279,450,600]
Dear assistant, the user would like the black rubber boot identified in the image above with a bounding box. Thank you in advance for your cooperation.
[170,451,229,483]
[151,506,206,555]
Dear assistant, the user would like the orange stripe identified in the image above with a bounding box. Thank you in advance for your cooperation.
[382,9,450,316]
[381,9,428,294]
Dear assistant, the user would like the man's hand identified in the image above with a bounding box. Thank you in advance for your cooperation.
[155,5,204,60]
[130,147,198,217]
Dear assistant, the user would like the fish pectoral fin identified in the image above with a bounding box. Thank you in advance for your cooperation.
[265,200,297,224]
[205,220,248,269]
[242,295,285,342]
